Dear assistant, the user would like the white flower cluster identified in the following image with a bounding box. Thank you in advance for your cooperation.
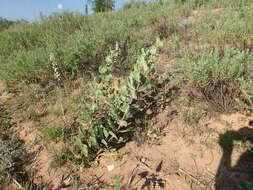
[50,53,61,82]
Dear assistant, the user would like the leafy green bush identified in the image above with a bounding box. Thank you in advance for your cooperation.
[75,39,162,162]
[181,47,251,87]
[0,23,46,56]
[93,0,115,12]
[179,46,253,112]
[0,48,51,84]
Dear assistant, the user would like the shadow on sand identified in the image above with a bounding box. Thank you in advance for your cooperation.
[215,125,253,190]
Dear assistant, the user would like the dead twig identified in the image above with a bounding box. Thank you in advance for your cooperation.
[178,168,214,190]
[13,178,24,189]
[136,157,170,182]
[126,164,140,190]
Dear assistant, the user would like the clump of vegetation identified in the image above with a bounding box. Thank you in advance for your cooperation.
[176,0,210,6]
[183,111,202,127]
[93,0,115,12]
[75,39,163,162]
[51,147,73,167]
[0,1,190,85]
[179,46,253,112]
[0,17,14,31]
[0,103,26,188]
[0,138,25,185]
[199,6,253,50]
[41,122,64,142]
[122,0,146,10]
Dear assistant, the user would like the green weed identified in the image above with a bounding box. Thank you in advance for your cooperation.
[21,107,40,121]
[41,122,64,142]
[51,147,72,167]
[183,111,202,127]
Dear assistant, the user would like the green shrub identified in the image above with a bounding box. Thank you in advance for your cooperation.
[0,23,46,56]
[238,78,253,111]
[0,48,51,84]
[179,46,253,112]
[183,111,202,126]
[75,39,163,162]
[199,7,253,49]
[175,0,210,7]
[93,0,115,12]
[181,47,251,87]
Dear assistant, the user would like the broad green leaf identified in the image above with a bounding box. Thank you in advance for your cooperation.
[114,176,121,190]
[75,138,89,156]
[155,37,163,48]
[109,131,118,140]
[99,66,107,74]
[118,137,125,143]
[118,120,128,127]
[101,139,108,147]
[120,103,129,113]
[131,71,140,83]
[89,136,98,147]
[103,128,109,138]
[79,127,88,137]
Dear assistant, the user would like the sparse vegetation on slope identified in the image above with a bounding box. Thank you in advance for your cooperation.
[0,2,186,85]
[0,0,253,189]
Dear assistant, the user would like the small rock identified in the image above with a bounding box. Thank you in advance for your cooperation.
[146,109,153,115]
[107,165,115,172]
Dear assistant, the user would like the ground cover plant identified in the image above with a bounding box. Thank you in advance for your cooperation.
[0,103,28,189]
[179,46,253,112]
